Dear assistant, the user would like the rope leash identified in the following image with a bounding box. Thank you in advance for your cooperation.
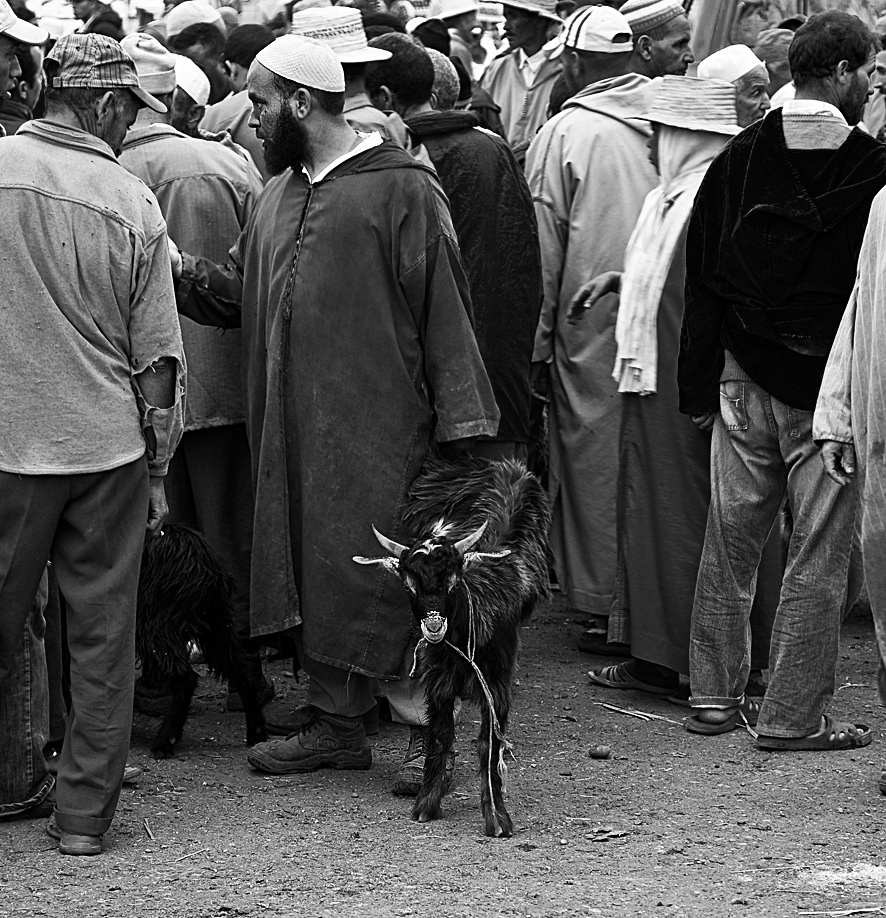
[409,584,513,804]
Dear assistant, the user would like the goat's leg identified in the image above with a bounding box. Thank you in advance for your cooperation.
[478,686,513,838]
[413,680,456,824]
[151,668,198,759]
[229,668,268,746]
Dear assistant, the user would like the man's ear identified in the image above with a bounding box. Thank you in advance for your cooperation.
[834,58,850,84]
[187,103,205,133]
[95,89,117,124]
[429,89,439,111]
[370,84,394,111]
[635,34,652,61]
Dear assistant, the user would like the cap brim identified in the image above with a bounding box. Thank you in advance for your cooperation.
[1,16,49,45]
[501,1,560,22]
[336,47,393,62]
[132,85,168,113]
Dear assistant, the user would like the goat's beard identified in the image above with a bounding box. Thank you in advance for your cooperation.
[263,104,308,177]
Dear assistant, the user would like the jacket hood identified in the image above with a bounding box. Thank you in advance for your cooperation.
[562,73,655,135]
[405,110,481,139]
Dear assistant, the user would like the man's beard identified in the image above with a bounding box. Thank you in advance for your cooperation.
[264,104,308,176]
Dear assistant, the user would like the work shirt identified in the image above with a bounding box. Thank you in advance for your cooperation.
[0,120,185,475]
[120,123,262,432]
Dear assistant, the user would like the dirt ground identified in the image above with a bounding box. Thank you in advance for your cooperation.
[2,597,885,918]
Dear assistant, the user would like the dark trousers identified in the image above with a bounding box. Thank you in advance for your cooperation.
[164,424,253,636]
[0,460,149,835]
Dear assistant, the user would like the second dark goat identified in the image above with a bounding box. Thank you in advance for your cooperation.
[136,525,267,758]
[354,457,551,837]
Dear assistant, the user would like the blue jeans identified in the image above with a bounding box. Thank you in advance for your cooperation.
[0,570,53,818]
[689,352,856,737]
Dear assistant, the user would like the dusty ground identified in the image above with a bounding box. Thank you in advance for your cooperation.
[2,598,885,918]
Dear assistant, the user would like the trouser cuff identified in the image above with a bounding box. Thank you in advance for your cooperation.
[689,694,742,709]
[54,808,113,837]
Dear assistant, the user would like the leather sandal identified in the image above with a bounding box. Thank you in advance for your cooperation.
[756,715,872,751]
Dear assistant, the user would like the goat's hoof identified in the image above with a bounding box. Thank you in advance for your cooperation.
[246,730,268,747]
[483,810,513,838]
[151,746,173,760]
[412,800,441,823]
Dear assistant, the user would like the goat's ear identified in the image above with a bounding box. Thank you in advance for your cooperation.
[462,549,511,570]
[353,555,400,575]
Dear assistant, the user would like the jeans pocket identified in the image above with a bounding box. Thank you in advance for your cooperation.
[719,380,748,431]
[788,406,813,439]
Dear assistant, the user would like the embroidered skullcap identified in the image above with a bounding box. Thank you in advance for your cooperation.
[291,0,332,11]
[697,44,764,85]
[642,74,740,135]
[754,28,793,66]
[289,7,392,63]
[255,34,345,92]
[620,0,685,36]
[173,52,210,105]
[121,33,177,95]
[165,0,225,39]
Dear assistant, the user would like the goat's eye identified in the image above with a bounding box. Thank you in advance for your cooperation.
[446,574,458,592]
[404,574,418,594]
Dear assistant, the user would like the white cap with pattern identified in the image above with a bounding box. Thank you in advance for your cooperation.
[289,7,392,63]
[698,44,765,85]
[255,34,346,93]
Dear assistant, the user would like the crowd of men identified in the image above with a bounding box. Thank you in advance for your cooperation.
[2,0,886,858]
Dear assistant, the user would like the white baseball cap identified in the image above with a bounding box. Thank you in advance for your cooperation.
[0,0,48,45]
[553,5,633,57]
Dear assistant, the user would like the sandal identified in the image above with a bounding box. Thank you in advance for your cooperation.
[684,695,761,735]
[756,715,873,751]
[588,663,674,696]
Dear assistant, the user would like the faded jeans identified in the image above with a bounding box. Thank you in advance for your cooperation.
[0,570,53,818]
[690,352,856,738]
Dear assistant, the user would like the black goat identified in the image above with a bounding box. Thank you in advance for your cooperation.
[354,457,551,837]
[136,525,267,758]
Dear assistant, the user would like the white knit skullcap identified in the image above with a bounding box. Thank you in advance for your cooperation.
[173,53,211,106]
[255,34,345,93]
[698,44,766,85]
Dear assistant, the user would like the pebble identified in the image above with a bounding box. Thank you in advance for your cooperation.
[588,745,611,760]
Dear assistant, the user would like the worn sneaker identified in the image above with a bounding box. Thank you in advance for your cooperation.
[46,813,102,856]
[226,675,276,713]
[246,707,371,774]
[391,726,455,797]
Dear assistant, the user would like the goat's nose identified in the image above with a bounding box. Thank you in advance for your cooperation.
[424,617,444,633]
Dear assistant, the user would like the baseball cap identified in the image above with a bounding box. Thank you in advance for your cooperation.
[553,5,633,57]
[45,33,168,113]
[255,34,345,93]
[0,0,48,45]
[121,32,177,96]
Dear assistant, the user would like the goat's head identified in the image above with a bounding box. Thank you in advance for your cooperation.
[353,522,510,644]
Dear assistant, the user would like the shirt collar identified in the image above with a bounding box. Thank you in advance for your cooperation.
[16,119,118,161]
[782,98,848,126]
[301,131,383,185]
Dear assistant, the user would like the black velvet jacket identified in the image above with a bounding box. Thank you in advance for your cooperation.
[678,108,886,413]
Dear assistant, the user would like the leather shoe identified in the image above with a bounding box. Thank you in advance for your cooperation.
[46,813,102,856]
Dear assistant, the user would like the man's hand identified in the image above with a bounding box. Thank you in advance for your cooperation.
[820,440,857,486]
[146,476,169,535]
[568,271,622,324]
[691,412,717,431]
[530,360,549,400]
[168,236,183,283]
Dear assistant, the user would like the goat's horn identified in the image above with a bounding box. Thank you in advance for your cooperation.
[372,525,408,558]
[454,521,488,556]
